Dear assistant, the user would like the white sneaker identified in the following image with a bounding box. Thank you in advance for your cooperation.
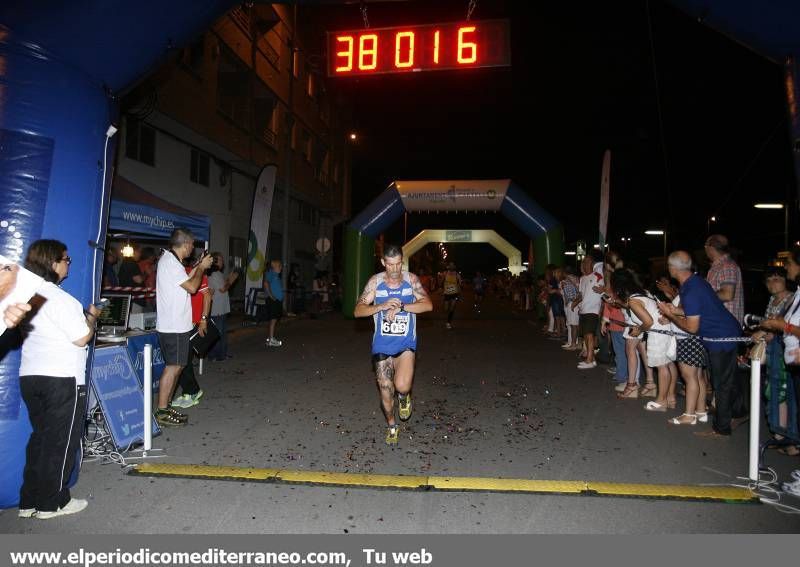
[267,338,283,347]
[18,508,36,518]
[445,323,452,330]
[606,367,617,375]
[782,479,800,496]
[36,498,88,519]
[577,361,597,369]
[561,343,572,349]
[171,394,194,408]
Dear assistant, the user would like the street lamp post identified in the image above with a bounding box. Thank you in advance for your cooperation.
[754,203,788,251]
[645,230,666,258]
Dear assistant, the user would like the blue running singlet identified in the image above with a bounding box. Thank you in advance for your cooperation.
[372,272,417,355]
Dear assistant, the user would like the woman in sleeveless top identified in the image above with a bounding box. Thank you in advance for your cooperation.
[611,269,677,409]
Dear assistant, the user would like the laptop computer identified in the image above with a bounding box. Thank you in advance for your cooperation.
[96,293,132,340]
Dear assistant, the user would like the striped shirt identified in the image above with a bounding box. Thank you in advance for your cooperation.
[706,255,744,324]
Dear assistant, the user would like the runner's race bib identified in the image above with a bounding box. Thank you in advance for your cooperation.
[444,283,458,294]
[381,313,410,336]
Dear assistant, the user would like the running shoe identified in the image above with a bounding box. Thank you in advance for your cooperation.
[398,394,413,421]
[266,338,283,347]
[385,425,399,445]
[171,394,194,409]
[577,361,597,369]
[173,390,204,408]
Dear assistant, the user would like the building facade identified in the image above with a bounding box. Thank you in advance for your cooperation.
[116,3,352,307]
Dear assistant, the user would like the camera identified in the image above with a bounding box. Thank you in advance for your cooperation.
[743,313,764,329]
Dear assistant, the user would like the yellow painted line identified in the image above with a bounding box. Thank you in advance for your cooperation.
[276,470,427,489]
[588,481,754,502]
[129,464,757,503]
[133,463,278,481]
[430,476,586,493]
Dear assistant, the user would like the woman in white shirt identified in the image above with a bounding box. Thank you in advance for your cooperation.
[610,269,677,411]
[17,240,99,519]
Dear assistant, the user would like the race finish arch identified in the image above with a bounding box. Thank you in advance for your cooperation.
[343,179,564,316]
[402,229,523,275]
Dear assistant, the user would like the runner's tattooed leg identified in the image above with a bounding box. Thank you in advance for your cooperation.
[376,359,396,424]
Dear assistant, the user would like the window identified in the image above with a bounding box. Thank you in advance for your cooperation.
[306,63,316,99]
[253,79,277,146]
[182,36,204,78]
[292,49,301,78]
[125,118,156,166]
[295,201,319,226]
[190,148,210,186]
[300,129,311,161]
[217,45,251,131]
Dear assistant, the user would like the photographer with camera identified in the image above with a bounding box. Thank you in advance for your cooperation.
[747,267,795,448]
[758,251,800,466]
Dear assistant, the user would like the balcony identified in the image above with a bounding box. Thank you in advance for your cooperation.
[229,6,251,37]
[259,40,280,69]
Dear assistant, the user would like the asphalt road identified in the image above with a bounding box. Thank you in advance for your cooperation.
[1,291,799,533]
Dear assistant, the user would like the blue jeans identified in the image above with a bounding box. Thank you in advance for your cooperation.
[609,330,628,382]
[208,314,228,360]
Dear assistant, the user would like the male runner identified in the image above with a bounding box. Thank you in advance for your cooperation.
[472,270,486,313]
[354,244,433,445]
[442,262,461,329]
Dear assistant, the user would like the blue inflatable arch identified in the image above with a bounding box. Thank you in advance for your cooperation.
[342,179,564,315]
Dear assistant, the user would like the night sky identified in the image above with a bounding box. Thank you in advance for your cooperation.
[305,0,794,273]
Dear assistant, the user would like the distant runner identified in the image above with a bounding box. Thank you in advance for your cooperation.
[472,271,487,312]
[442,262,462,329]
[354,244,433,445]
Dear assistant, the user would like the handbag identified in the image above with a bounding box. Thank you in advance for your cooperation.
[189,318,221,357]
[666,335,677,361]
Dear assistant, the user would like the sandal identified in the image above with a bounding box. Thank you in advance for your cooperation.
[617,384,639,399]
[645,401,668,412]
[668,413,697,425]
[155,408,186,427]
[639,383,657,398]
[667,398,677,409]
[778,445,800,456]
[167,406,188,422]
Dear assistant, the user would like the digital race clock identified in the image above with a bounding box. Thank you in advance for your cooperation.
[326,19,511,77]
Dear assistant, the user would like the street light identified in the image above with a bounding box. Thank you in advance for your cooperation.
[645,230,667,258]
[707,215,717,234]
[753,203,788,250]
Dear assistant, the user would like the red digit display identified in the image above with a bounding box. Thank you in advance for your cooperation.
[327,19,510,77]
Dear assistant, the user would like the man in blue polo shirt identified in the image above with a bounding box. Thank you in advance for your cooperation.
[658,250,742,437]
